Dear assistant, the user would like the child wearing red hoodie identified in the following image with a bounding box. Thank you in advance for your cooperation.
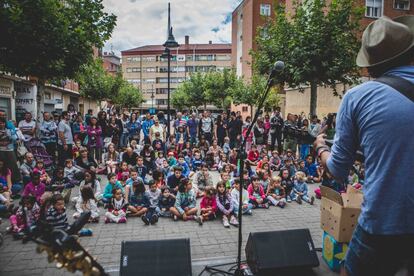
[247,176,269,209]
[199,186,217,222]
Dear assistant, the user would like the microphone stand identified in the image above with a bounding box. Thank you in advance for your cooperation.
[199,63,282,276]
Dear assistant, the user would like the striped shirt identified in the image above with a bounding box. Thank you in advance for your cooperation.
[46,207,69,230]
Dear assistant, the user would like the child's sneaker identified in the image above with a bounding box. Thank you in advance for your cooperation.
[150,214,158,225]
[247,209,253,215]
[287,198,292,203]
[296,196,302,204]
[118,217,127,223]
[104,217,111,224]
[142,216,150,225]
[173,215,178,221]
[194,215,203,226]
[222,216,230,228]
[310,196,315,205]
[229,216,239,226]
[278,201,286,208]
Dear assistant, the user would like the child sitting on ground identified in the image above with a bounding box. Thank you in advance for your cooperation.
[9,195,40,238]
[247,176,269,209]
[45,194,69,230]
[105,188,127,223]
[158,186,175,217]
[102,173,124,204]
[33,159,51,184]
[231,179,253,216]
[64,159,81,186]
[194,164,214,197]
[266,176,286,208]
[216,181,238,228]
[290,171,315,205]
[125,176,147,217]
[142,180,161,225]
[50,167,73,203]
[170,178,202,224]
[280,168,294,202]
[74,186,100,222]
[22,172,46,203]
[199,186,217,223]
[155,151,166,169]
[135,156,148,183]
[269,150,281,171]
[117,161,130,181]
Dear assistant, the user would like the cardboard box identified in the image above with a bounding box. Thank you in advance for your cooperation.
[322,231,348,272]
[320,185,363,242]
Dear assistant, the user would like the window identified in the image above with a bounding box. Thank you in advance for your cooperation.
[260,4,271,16]
[156,99,168,105]
[127,79,140,84]
[195,54,215,61]
[156,88,176,94]
[366,0,383,18]
[142,56,156,62]
[143,67,156,72]
[143,78,156,83]
[157,78,185,83]
[216,55,231,61]
[242,106,248,112]
[159,55,177,62]
[44,92,52,100]
[126,57,140,62]
[126,67,140,73]
[394,0,410,10]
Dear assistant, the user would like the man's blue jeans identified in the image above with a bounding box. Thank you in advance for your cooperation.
[344,224,414,276]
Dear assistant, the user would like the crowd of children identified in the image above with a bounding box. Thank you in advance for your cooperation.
[0,108,366,239]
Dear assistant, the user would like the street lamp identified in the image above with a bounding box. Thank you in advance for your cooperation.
[151,84,155,110]
[162,2,179,137]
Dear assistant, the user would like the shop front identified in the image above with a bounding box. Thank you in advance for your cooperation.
[0,77,14,120]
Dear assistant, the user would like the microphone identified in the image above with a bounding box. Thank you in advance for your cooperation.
[273,60,285,72]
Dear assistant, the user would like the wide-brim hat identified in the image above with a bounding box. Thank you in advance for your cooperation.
[356,15,414,68]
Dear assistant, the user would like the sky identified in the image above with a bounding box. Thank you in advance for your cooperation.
[102,0,242,55]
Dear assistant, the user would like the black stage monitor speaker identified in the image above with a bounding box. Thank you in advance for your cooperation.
[246,228,319,275]
[120,238,192,276]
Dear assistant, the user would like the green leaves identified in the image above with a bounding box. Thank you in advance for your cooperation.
[253,0,362,114]
[0,0,116,81]
[76,58,143,108]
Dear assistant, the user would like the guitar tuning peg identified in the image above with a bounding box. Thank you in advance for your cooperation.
[90,266,101,276]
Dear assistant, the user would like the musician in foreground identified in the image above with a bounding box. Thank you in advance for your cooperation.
[314,16,414,276]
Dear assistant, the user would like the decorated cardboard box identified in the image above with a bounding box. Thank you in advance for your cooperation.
[320,185,363,242]
[322,231,348,272]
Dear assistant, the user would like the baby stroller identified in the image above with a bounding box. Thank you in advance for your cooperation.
[25,138,54,170]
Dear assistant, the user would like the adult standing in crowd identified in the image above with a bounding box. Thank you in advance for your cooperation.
[0,110,20,183]
[18,111,36,141]
[127,112,141,144]
[57,111,74,166]
[214,114,226,147]
[39,112,57,163]
[315,16,414,275]
[270,107,284,153]
[141,113,153,145]
[199,111,213,144]
[86,117,102,163]
[187,113,199,145]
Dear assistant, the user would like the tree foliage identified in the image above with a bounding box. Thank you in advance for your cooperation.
[75,58,112,100]
[0,0,116,81]
[111,81,143,109]
[252,0,363,115]
[76,58,143,107]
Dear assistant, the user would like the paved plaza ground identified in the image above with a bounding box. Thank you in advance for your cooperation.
[0,171,338,276]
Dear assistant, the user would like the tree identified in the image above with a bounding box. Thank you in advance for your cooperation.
[0,0,116,115]
[253,0,363,115]
[171,88,189,111]
[75,58,113,101]
[174,72,208,109]
[111,82,143,109]
[204,69,238,109]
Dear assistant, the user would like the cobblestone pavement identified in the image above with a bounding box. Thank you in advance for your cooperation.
[0,172,338,276]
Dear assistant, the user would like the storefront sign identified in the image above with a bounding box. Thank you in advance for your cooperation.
[15,82,37,122]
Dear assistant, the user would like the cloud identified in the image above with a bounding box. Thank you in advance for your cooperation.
[102,0,242,55]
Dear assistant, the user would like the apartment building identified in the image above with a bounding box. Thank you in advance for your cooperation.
[103,51,121,76]
[121,36,232,112]
[232,0,413,117]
